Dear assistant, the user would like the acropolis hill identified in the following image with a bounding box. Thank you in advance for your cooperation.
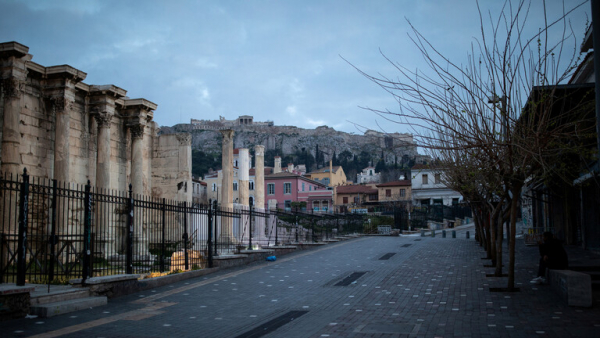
[160,115,419,165]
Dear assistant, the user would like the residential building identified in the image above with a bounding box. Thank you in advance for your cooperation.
[357,166,381,184]
[264,171,332,212]
[192,177,208,205]
[305,162,347,187]
[375,180,412,206]
[334,184,379,213]
[410,164,463,206]
[521,24,599,249]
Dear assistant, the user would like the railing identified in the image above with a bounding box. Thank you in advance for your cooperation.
[0,169,365,285]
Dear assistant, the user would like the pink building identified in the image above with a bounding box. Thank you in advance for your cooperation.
[264,172,333,212]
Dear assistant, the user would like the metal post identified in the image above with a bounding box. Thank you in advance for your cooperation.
[183,202,189,270]
[126,184,134,274]
[207,201,214,268]
[16,168,29,286]
[442,230,446,238]
[82,180,92,283]
[248,206,254,250]
[213,200,218,256]
[160,198,166,272]
[431,229,435,238]
[452,230,456,238]
[275,216,279,246]
[466,231,470,239]
[48,179,58,287]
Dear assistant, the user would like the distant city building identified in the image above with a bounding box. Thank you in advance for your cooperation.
[190,115,274,129]
[357,166,381,184]
[305,162,347,187]
[410,164,462,206]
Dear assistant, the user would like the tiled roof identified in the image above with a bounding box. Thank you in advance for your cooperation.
[376,180,411,187]
[336,185,378,194]
[308,166,342,174]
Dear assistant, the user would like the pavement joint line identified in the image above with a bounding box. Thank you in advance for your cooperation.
[25,302,177,338]
[134,236,369,304]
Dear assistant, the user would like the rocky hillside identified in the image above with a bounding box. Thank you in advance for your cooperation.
[162,123,417,164]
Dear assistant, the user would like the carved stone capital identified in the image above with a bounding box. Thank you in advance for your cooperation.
[94,112,113,129]
[176,133,192,146]
[219,129,235,143]
[130,124,145,140]
[255,145,265,157]
[50,96,74,114]
[1,77,22,99]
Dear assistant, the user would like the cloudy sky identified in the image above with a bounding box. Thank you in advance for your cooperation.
[0,0,590,134]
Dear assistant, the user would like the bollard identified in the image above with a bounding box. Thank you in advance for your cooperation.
[431,230,436,237]
[442,230,446,238]
[466,231,470,239]
[452,230,456,238]
[421,229,425,237]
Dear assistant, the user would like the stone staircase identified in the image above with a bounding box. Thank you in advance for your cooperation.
[29,284,107,318]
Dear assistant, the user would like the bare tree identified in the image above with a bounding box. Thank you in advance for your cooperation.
[349,0,594,290]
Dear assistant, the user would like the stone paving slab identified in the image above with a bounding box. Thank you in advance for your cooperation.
[2,235,600,337]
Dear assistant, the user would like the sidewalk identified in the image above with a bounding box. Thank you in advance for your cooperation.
[2,235,599,337]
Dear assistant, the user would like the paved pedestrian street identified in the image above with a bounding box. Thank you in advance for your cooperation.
[4,234,600,338]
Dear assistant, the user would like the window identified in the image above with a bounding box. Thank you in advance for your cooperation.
[452,198,459,205]
[212,183,216,192]
[369,194,378,201]
[233,181,238,191]
[267,183,275,195]
[354,196,360,204]
[284,182,292,194]
[302,182,305,192]
[434,173,441,184]
[284,200,292,211]
[369,170,373,175]
[422,174,428,185]
[309,186,312,191]
[386,189,391,197]
[313,201,319,211]
[343,197,348,204]
[249,180,255,190]
[400,189,405,197]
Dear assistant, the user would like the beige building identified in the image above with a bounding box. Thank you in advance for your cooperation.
[305,162,347,187]
[376,180,412,205]
[0,41,191,202]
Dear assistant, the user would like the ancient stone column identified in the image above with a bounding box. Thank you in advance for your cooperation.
[52,97,73,184]
[238,148,249,207]
[1,77,23,175]
[130,124,146,197]
[254,145,265,210]
[253,145,268,245]
[219,129,236,245]
[130,123,149,256]
[94,112,113,191]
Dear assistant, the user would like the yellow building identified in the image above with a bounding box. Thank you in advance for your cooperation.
[305,162,347,187]
[376,180,412,204]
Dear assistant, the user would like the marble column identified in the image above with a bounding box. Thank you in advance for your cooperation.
[52,97,73,184]
[254,145,268,245]
[254,145,265,209]
[94,112,113,191]
[130,124,145,197]
[219,129,236,245]
[238,148,249,207]
[1,77,22,175]
[130,123,149,256]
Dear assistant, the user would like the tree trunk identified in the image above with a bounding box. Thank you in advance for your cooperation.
[494,210,504,276]
[507,184,522,290]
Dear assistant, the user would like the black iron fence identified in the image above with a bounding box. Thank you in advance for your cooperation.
[391,205,472,230]
[1,169,365,285]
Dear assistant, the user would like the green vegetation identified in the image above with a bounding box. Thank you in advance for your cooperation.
[192,150,221,178]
